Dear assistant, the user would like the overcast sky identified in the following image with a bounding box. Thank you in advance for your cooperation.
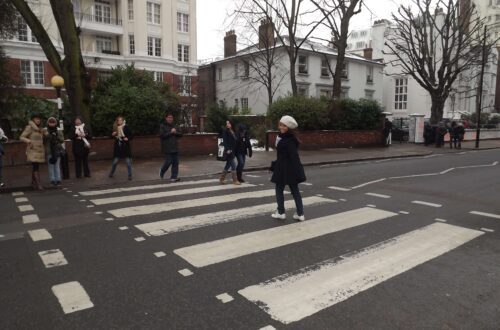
[196,0,405,61]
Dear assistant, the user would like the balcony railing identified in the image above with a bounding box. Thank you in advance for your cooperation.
[75,12,122,26]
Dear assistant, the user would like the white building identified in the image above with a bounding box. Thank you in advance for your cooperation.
[0,0,197,99]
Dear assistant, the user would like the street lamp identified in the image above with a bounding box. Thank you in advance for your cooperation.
[51,75,69,179]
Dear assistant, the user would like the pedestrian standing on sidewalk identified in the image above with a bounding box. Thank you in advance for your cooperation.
[234,124,253,183]
[159,113,182,182]
[383,118,393,146]
[0,125,8,187]
[270,115,306,221]
[70,117,91,178]
[219,120,240,185]
[20,113,47,190]
[43,117,64,186]
[109,116,133,180]
[456,122,465,149]
[448,121,458,149]
[436,122,447,148]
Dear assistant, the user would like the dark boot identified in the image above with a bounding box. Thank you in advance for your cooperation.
[237,170,245,183]
[219,170,228,184]
[33,171,43,191]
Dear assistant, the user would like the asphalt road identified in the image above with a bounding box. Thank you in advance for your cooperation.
[1,149,499,330]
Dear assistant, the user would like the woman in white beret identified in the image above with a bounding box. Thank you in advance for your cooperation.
[270,115,306,221]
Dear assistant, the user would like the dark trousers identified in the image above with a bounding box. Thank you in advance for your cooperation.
[0,155,3,181]
[161,152,179,179]
[236,154,246,175]
[275,183,304,216]
[74,153,90,177]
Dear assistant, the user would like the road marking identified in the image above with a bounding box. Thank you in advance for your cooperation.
[315,194,324,197]
[216,293,234,303]
[79,200,86,202]
[38,249,68,268]
[339,198,347,202]
[351,178,386,189]
[109,189,279,218]
[399,211,410,215]
[94,211,103,215]
[18,204,34,212]
[366,204,376,208]
[12,192,24,196]
[136,197,334,237]
[15,197,29,203]
[435,218,447,223]
[470,211,500,219]
[72,194,79,197]
[259,326,276,330]
[134,237,145,242]
[22,214,40,224]
[105,218,114,221]
[246,175,261,178]
[90,184,254,205]
[86,205,94,208]
[178,268,194,277]
[67,190,72,193]
[365,193,391,199]
[301,182,313,186]
[174,207,397,268]
[52,281,94,314]
[456,161,498,169]
[119,226,129,230]
[440,168,455,174]
[154,252,166,258]
[238,223,483,324]
[28,229,52,241]
[412,200,442,208]
[328,186,351,191]
[79,179,219,196]
[481,228,494,233]
[389,173,439,179]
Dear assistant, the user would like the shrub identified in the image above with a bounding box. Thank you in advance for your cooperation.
[205,103,231,133]
[268,95,330,130]
[331,98,383,130]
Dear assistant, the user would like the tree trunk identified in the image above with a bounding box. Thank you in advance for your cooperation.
[288,48,298,96]
[333,47,346,99]
[430,94,446,124]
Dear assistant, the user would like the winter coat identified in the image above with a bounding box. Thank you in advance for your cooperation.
[160,122,182,154]
[20,121,46,163]
[271,132,306,186]
[69,125,91,156]
[0,127,7,156]
[113,124,133,158]
[235,132,253,157]
[455,126,465,140]
[222,128,237,159]
[43,127,64,162]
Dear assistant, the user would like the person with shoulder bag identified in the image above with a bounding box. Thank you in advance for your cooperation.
[234,124,253,183]
[0,125,8,187]
[20,113,47,190]
[69,117,91,178]
[43,117,64,186]
[219,120,241,185]
[108,115,133,180]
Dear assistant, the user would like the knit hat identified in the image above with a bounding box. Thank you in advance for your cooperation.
[47,117,58,124]
[279,115,298,129]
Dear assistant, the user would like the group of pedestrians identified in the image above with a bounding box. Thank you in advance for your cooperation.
[424,121,465,148]
[219,120,252,185]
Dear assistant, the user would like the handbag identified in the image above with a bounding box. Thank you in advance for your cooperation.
[83,137,91,149]
[217,143,227,161]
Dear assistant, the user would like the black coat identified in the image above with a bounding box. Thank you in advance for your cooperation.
[160,122,182,154]
[69,125,91,156]
[113,125,133,158]
[222,128,237,158]
[235,132,252,157]
[271,132,306,185]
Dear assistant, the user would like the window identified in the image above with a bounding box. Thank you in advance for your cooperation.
[365,90,374,100]
[218,67,222,81]
[148,37,161,56]
[243,61,250,78]
[340,87,349,99]
[177,12,189,32]
[147,2,161,24]
[298,55,308,74]
[128,0,134,20]
[180,75,191,94]
[234,99,239,110]
[394,78,408,110]
[321,59,329,77]
[234,63,239,78]
[298,85,309,96]
[177,44,189,62]
[341,62,349,79]
[360,30,368,37]
[240,98,249,110]
[154,71,163,82]
[129,34,135,55]
[95,1,111,24]
[17,18,36,42]
[366,66,373,83]
[320,89,332,98]
[351,32,358,38]
[356,41,365,49]
[20,60,44,86]
[96,36,112,53]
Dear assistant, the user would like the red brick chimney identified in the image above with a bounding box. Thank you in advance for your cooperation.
[363,48,373,60]
[224,30,237,58]
[258,19,275,49]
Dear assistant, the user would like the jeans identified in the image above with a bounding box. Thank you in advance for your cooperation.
[275,183,304,216]
[161,152,179,179]
[110,157,132,177]
[236,154,246,173]
[0,155,3,182]
[47,155,61,182]
[74,153,90,177]
[224,156,236,171]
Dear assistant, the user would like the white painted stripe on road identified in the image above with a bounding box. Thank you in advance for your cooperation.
[216,293,234,303]
[22,214,40,224]
[154,252,166,258]
[109,189,279,218]
[52,281,94,314]
[28,229,52,241]
[470,211,500,219]
[412,200,442,208]
[365,193,390,199]
[11,192,24,196]
[389,173,439,179]
[246,175,261,178]
[435,218,447,223]
[301,182,313,186]
[456,161,498,169]
[481,228,494,233]
[90,184,254,205]
[15,197,28,203]
[79,179,218,196]
[178,268,194,277]
[399,211,410,215]
[18,204,34,212]
[351,178,386,189]
[38,249,68,268]
[328,186,351,191]
[238,223,483,324]
[259,326,276,330]
[135,197,334,237]
[119,226,129,230]
[366,204,376,208]
[174,207,397,268]
[134,237,145,242]
[440,168,455,174]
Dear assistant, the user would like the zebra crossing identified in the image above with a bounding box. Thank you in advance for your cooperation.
[75,178,487,325]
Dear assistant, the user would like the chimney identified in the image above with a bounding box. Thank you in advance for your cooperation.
[224,30,237,58]
[363,48,373,60]
[258,18,275,49]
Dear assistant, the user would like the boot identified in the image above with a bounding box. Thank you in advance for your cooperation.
[219,170,228,184]
[231,172,241,185]
[31,172,36,188]
[237,170,245,183]
[33,171,44,191]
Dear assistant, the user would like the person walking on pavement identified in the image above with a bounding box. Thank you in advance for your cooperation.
[270,115,306,221]
[43,117,64,186]
[0,125,8,188]
[159,113,182,181]
[109,116,133,180]
[436,122,447,148]
[455,122,465,149]
[20,113,47,190]
[219,120,241,185]
[234,124,253,183]
[383,118,393,146]
[70,117,91,178]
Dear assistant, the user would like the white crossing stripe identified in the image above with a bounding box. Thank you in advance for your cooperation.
[12,192,24,196]
[412,200,442,208]
[259,326,276,330]
[28,229,52,241]
[328,186,351,191]
[238,222,483,324]
[90,184,254,205]
[79,179,218,196]
[399,211,409,215]
[38,249,68,268]
[18,204,34,212]
[216,293,234,303]
[351,178,386,189]
[365,193,390,199]
[435,218,447,223]
[154,252,166,258]
[15,197,29,203]
[134,237,145,242]
[246,175,261,178]
[52,281,94,314]
[481,228,495,233]
[470,211,500,219]
[178,268,194,277]
[22,214,40,224]
[136,197,334,237]
[174,207,397,268]
[109,189,278,218]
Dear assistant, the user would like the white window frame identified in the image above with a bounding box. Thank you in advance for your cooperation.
[298,55,308,74]
[128,0,134,21]
[20,60,44,86]
[177,44,189,62]
[95,1,111,24]
[366,66,374,83]
[319,89,332,98]
[321,59,330,77]
[17,17,36,42]
[394,77,408,110]
[297,85,309,96]
[96,36,112,53]
[240,98,249,110]
[341,62,349,79]
[234,99,239,109]
[154,71,163,82]
[243,61,250,79]
[129,34,135,55]
[148,37,161,56]
[180,75,191,95]
[177,12,189,33]
[147,2,161,24]
[234,62,239,78]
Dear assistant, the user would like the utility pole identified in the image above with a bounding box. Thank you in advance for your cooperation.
[475,25,488,149]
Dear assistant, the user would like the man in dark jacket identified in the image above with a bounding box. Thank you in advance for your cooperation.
[234,124,253,183]
[159,113,182,181]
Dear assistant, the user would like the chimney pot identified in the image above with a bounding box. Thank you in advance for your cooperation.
[363,47,373,60]
[224,30,237,58]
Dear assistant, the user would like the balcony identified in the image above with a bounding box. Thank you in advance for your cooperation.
[75,12,123,36]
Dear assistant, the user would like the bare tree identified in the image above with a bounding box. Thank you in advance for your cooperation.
[384,0,490,124]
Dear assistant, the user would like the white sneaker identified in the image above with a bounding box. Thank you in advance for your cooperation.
[293,213,305,221]
[271,211,286,220]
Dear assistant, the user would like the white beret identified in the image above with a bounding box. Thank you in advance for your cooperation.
[279,115,298,129]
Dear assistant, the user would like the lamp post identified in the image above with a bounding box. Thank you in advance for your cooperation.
[51,75,69,179]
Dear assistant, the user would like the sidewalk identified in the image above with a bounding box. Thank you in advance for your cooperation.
[2,140,499,193]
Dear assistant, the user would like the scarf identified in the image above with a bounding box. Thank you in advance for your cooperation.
[75,123,85,139]
[117,121,126,140]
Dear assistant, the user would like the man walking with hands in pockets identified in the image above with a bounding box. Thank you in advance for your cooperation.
[159,113,182,182]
